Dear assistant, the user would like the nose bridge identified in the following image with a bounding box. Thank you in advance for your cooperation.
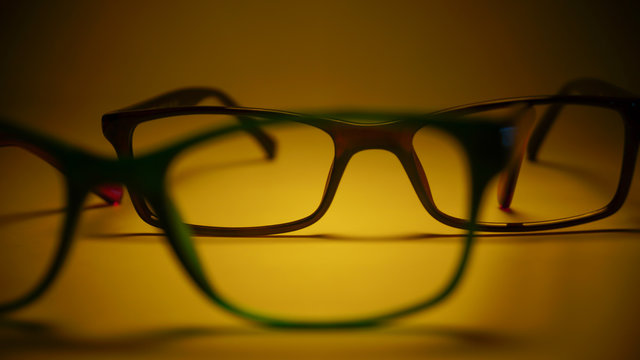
[332,122,414,156]
[322,122,422,210]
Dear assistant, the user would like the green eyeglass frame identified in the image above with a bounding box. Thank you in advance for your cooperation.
[0,108,519,328]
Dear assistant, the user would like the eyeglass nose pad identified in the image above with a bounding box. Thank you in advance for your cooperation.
[94,184,124,205]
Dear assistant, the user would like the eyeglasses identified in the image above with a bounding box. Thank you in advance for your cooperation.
[0,105,521,327]
[0,78,637,327]
[106,78,640,235]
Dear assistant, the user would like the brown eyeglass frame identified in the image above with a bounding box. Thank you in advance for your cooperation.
[102,106,519,237]
[102,81,640,235]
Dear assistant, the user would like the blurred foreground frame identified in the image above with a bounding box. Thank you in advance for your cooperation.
[1,107,517,328]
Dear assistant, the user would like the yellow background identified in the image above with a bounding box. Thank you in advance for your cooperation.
[1,1,640,359]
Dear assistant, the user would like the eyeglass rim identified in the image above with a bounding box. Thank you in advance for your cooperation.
[102,104,523,235]
[435,95,640,231]
[0,111,511,327]
[103,94,640,234]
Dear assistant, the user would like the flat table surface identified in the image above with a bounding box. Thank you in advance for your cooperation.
[2,150,639,360]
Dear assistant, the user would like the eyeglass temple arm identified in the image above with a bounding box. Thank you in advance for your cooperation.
[496,105,536,210]
[526,78,635,162]
[0,137,123,205]
[118,87,276,159]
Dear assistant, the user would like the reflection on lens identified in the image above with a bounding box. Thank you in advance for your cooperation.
[196,235,466,321]
[135,115,335,227]
[0,147,65,305]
